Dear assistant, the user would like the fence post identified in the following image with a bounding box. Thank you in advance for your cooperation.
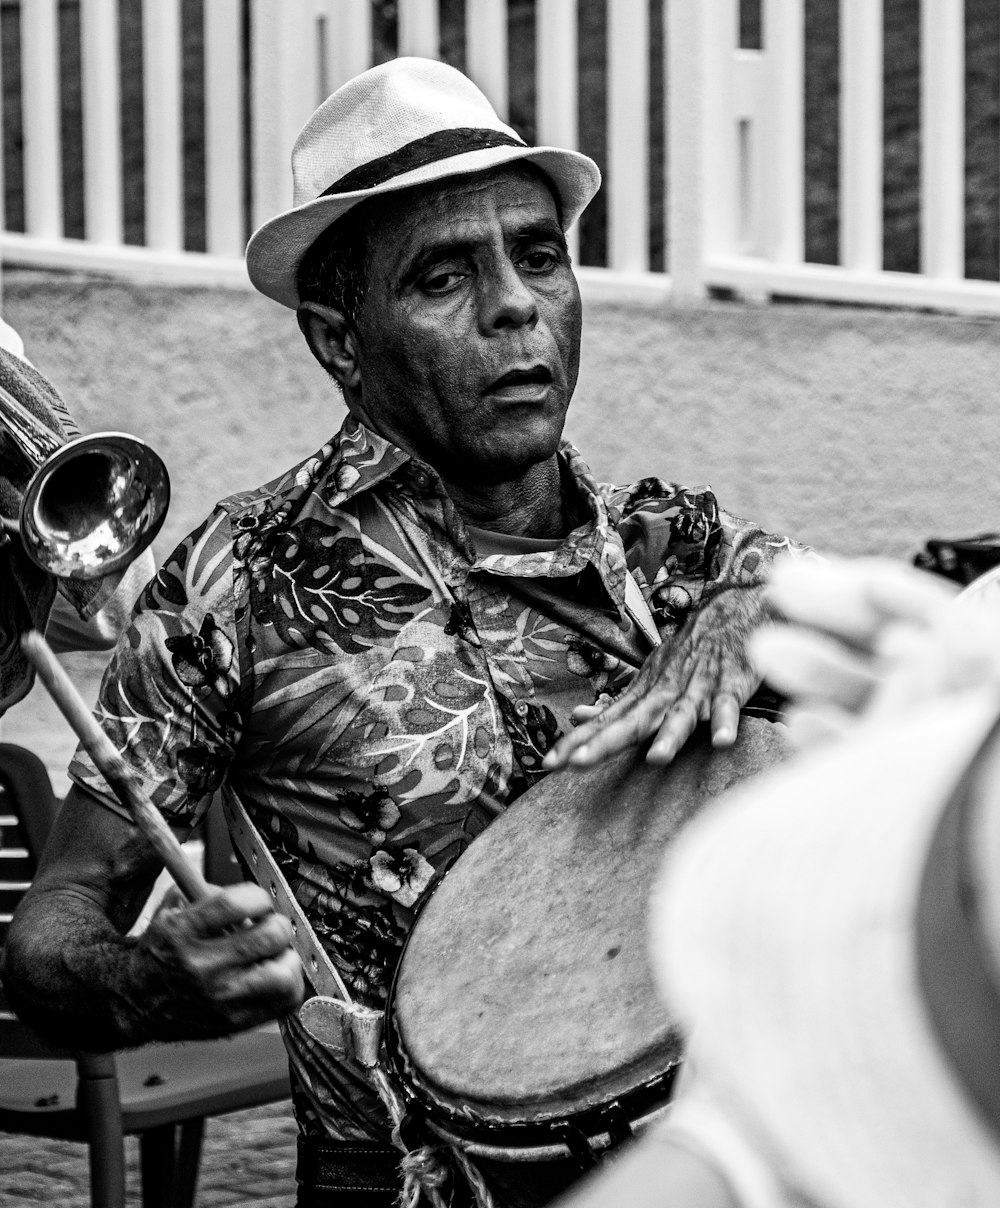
[536,0,579,263]
[80,0,123,246]
[323,0,372,95]
[20,0,62,240]
[921,0,964,279]
[0,0,6,307]
[840,0,883,272]
[248,0,320,234]
[668,0,722,300]
[608,0,649,274]
[204,0,244,259]
[465,0,508,118]
[397,0,440,59]
[143,0,184,252]
[763,0,804,266]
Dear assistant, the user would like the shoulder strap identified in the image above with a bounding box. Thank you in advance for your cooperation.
[624,571,662,649]
[221,788,354,1004]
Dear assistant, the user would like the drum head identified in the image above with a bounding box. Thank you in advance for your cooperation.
[390,715,790,1128]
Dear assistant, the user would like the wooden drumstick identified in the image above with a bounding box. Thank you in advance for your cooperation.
[21,629,212,904]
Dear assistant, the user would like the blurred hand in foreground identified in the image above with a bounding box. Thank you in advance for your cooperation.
[752,554,1000,747]
[543,584,764,770]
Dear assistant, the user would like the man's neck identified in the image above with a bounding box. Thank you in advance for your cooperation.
[444,458,569,539]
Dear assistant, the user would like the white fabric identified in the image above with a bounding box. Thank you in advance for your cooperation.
[659,1082,793,1208]
[648,687,1000,1208]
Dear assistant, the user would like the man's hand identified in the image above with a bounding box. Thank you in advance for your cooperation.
[543,585,765,770]
[752,554,1000,746]
[134,881,306,1039]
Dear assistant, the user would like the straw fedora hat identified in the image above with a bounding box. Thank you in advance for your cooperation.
[649,685,1000,1208]
[246,57,602,310]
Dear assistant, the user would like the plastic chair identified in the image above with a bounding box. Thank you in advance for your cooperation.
[0,744,293,1208]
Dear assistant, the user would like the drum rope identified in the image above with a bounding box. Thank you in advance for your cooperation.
[369,1065,495,1207]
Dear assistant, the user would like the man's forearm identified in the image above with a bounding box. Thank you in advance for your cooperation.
[2,887,180,1053]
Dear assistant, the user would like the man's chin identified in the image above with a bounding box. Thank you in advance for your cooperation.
[457,432,564,485]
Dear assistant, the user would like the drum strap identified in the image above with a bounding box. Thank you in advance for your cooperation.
[221,789,498,1206]
[624,572,662,649]
[220,787,384,1066]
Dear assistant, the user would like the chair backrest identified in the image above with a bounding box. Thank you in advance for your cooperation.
[0,742,60,951]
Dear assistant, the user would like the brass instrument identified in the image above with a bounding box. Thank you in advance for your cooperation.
[0,383,170,580]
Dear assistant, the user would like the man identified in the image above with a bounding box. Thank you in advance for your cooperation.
[554,555,1000,1208]
[2,58,800,1206]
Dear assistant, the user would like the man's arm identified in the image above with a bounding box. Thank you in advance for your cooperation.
[551,1125,740,1208]
[545,491,811,769]
[1,783,304,1053]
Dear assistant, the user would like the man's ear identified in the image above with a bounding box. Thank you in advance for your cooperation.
[297,302,361,394]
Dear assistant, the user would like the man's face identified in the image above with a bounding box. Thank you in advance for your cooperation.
[348,164,582,487]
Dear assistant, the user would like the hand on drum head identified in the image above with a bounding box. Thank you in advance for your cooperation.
[543,585,764,769]
[752,554,1000,747]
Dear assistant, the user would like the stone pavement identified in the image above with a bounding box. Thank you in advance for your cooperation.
[0,1099,298,1206]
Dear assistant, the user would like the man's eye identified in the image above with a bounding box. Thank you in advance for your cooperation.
[420,269,465,294]
[519,247,560,273]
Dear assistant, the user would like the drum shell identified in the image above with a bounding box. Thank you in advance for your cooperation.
[387,715,790,1198]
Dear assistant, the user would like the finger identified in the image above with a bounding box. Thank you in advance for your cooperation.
[544,693,637,769]
[570,704,605,723]
[223,911,296,965]
[765,555,955,650]
[781,702,855,749]
[710,693,741,748]
[750,626,879,714]
[187,883,278,936]
[559,690,673,769]
[646,698,700,765]
[213,948,306,1017]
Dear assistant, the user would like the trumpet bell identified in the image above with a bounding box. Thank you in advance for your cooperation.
[19,431,170,579]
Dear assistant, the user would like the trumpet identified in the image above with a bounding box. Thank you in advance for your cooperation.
[0,383,170,580]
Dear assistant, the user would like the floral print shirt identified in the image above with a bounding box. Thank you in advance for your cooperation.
[69,415,797,1141]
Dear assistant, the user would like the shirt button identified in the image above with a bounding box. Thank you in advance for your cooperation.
[515,700,529,717]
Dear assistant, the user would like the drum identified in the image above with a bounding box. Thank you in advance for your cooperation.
[386,714,791,1206]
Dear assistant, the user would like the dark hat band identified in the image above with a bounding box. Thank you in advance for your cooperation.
[319,127,526,197]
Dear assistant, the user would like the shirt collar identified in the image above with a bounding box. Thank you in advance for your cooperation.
[318,414,631,607]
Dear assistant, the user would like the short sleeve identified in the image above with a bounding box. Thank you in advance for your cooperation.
[69,507,244,836]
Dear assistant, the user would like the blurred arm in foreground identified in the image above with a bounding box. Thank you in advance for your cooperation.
[753,552,1000,745]
[554,553,1000,1208]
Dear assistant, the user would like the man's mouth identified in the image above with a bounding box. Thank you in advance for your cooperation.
[485,366,554,400]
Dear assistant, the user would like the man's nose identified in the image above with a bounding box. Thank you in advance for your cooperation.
[478,260,538,333]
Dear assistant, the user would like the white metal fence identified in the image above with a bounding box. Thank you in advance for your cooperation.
[1,0,999,315]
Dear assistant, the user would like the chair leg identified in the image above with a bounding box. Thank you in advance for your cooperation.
[140,1124,178,1208]
[171,1119,205,1208]
[76,1053,126,1208]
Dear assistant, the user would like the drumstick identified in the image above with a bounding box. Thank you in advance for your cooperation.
[21,629,212,904]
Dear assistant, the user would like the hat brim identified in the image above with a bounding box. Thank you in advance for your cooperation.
[245,144,601,310]
[650,687,1000,1208]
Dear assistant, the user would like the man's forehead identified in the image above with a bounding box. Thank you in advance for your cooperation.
[373,163,562,250]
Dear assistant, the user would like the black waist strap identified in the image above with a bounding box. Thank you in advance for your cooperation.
[295,1136,401,1195]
